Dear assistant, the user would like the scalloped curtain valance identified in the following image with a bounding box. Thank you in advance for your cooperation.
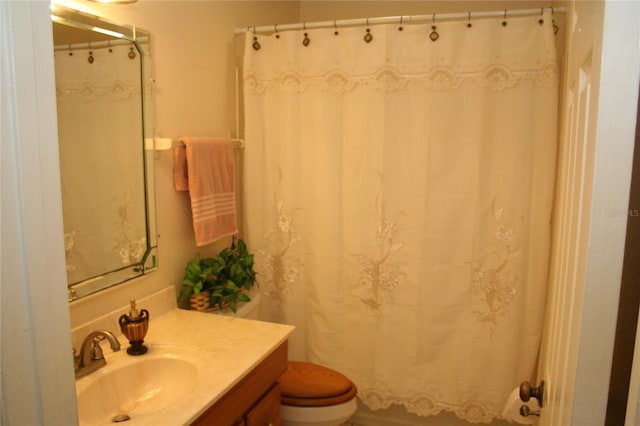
[244,14,558,95]
[243,11,559,424]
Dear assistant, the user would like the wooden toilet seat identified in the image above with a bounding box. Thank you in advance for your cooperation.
[279,361,358,407]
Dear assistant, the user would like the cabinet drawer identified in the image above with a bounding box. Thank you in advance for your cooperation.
[246,383,281,426]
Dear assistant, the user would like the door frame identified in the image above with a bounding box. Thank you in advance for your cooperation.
[571,2,640,423]
[541,0,640,424]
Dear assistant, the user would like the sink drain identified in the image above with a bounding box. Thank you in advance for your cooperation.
[112,414,131,423]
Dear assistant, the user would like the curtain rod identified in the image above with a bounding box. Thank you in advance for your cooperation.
[53,36,149,52]
[235,6,566,35]
[54,38,133,52]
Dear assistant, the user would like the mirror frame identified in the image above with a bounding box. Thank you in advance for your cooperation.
[51,5,158,302]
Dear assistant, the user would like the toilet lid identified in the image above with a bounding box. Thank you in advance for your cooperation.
[280,361,357,407]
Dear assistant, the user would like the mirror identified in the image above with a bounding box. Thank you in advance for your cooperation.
[51,5,157,301]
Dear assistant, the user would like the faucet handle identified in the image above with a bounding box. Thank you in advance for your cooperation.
[90,336,106,361]
[72,348,81,371]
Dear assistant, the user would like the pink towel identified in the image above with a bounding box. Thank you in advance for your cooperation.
[173,145,189,191]
[174,137,238,246]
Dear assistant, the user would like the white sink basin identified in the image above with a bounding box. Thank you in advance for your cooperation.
[76,343,208,425]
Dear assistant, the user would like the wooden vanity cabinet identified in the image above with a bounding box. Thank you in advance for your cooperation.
[244,382,282,425]
[191,342,288,426]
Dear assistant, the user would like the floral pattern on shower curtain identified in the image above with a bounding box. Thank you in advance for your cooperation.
[243,12,558,423]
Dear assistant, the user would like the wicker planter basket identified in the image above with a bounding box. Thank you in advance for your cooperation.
[189,291,210,312]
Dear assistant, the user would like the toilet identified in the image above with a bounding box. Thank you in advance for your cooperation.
[210,292,358,425]
[279,361,358,426]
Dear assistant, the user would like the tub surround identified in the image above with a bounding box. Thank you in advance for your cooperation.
[72,286,294,425]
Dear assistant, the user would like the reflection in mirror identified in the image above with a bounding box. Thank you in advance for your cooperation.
[51,5,157,301]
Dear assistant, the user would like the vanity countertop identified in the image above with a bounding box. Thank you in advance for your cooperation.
[75,307,294,425]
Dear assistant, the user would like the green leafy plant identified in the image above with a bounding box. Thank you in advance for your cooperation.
[179,238,257,313]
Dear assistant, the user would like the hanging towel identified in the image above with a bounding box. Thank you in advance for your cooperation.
[174,137,238,246]
[173,144,189,191]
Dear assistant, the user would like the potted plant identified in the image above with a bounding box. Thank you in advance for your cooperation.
[179,238,257,313]
[179,253,214,311]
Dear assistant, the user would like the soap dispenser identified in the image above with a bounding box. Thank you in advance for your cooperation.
[118,299,149,355]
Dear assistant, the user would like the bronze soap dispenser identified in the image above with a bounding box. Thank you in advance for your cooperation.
[119,299,149,355]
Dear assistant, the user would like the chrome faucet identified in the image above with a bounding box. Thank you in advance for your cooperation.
[74,330,121,379]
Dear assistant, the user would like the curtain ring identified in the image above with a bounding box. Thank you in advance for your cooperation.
[334,20,339,35]
[302,23,310,46]
[429,14,439,41]
[467,11,472,28]
[364,18,373,43]
[399,16,404,31]
[502,10,508,27]
[538,8,545,25]
[87,42,94,64]
[252,26,261,50]
[551,7,560,35]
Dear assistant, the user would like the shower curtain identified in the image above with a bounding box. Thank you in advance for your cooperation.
[243,11,558,423]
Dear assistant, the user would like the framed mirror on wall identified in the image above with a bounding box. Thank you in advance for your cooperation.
[51,5,158,301]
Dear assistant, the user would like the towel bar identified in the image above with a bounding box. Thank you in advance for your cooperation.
[168,138,244,150]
